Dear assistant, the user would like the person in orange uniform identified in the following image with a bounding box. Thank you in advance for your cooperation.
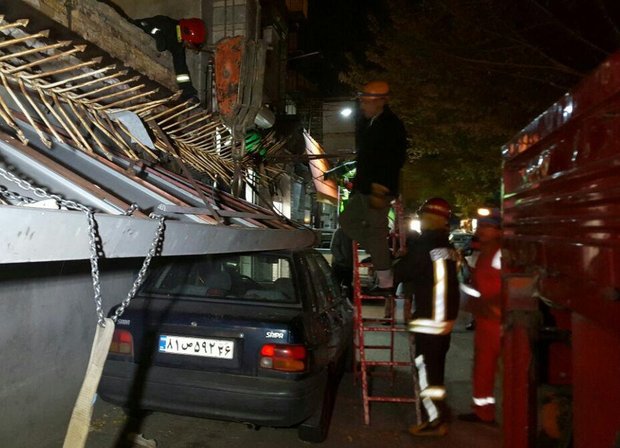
[459,208,502,424]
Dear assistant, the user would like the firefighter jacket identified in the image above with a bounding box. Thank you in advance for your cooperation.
[394,229,460,335]
[133,16,197,98]
[353,106,407,197]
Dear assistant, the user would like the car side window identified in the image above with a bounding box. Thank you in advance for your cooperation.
[306,252,341,311]
[312,253,341,302]
[304,253,330,311]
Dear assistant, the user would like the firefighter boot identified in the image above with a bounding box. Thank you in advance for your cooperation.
[409,419,449,437]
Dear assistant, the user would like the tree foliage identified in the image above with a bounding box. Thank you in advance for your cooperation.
[342,0,619,215]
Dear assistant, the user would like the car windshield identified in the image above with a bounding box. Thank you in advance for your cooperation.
[141,252,297,304]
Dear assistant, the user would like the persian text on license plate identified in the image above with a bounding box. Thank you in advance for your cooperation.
[159,335,234,359]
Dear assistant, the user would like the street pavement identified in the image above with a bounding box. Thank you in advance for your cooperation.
[87,306,502,448]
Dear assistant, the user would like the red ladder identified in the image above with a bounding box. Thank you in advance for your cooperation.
[351,201,422,425]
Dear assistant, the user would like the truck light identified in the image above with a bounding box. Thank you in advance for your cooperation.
[260,344,307,372]
[109,329,134,356]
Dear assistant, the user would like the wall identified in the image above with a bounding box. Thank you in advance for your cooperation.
[0,260,140,447]
[111,0,202,20]
[15,0,213,100]
[17,0,177,91]
[322,100,355,155]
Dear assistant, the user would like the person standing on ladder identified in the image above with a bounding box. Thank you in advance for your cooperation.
[339,80,407,294]
[394,197,460,437]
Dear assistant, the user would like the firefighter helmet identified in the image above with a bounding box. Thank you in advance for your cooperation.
[358,80,390,98]
[417,197,451,219]
[179,18,206,46]
[477,208,502,228]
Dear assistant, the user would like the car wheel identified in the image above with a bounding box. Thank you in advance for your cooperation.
[297,375,336,443]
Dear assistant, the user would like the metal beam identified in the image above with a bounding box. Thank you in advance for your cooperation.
[0,130,130,214]
[157,204,279,219]
[0,205,316,264]
[0,118,207,223]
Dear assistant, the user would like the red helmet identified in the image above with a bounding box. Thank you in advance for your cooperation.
[417,197,451,219]
[179,18,206,46]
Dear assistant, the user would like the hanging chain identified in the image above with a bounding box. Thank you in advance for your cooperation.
[112,213,165,323]
[0,166,88,211]
[123,203,139,216]
[0,166,165,327]
[0,185,35,204]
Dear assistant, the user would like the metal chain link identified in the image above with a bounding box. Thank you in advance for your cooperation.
[0,166,88,212]
[0,185,36,204]
[123,203,139,216]
[0,166,165,327]
[85,210,106,325]
[112,213,166,323]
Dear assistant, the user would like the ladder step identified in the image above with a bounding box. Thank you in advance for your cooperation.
[359,294,395,300]
[367,397,417,403]
[361,326,409,332]
[363,361,413,367]
[362,317,393,323]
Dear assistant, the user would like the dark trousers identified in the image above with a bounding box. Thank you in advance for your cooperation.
[416,332,451,385]
[332,265,353,299]
[410,332,452,423]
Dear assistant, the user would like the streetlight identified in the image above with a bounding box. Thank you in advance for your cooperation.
[340,107,353,118]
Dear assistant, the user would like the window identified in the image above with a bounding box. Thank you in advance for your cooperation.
[142,252,297,303]
[305,252,341,311]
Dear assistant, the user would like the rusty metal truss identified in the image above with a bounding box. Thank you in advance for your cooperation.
[0,14,287,190]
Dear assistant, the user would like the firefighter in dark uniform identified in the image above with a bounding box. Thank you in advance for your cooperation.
[394,197,460,437]
[96,1,205,100]
[339,80,408,292]
[133,16,205,100]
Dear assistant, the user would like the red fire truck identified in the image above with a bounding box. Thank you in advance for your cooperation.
[502,53,620,447]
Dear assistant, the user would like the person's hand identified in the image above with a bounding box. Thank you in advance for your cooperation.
[394,247,408,258]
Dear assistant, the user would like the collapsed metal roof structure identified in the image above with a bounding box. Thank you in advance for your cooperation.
[0,13,315,264]
[0,8,316,446]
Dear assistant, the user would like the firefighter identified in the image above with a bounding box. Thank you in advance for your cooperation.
[394,198,460,437]
[339,80,408,293]
[459,208,502,424]
[132,16,206,100]
[96,0,205,100]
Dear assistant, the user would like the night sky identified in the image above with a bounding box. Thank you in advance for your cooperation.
[291,1,620,98]
[288,0,620,210]
[289,0,384,97]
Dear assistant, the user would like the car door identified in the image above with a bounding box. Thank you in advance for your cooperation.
[306,251,350,363]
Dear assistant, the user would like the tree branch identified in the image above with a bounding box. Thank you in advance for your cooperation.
[478,66,572,91]
[594,0,620,44]
[430,0,587,79]
[438,50,585,77]
[527,0,611,56]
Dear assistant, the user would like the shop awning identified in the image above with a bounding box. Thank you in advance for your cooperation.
[303,131,339,205]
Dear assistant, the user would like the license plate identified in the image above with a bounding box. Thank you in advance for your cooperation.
[159,335,234,359]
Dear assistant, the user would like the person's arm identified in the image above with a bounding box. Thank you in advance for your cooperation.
[394,241,426,284]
